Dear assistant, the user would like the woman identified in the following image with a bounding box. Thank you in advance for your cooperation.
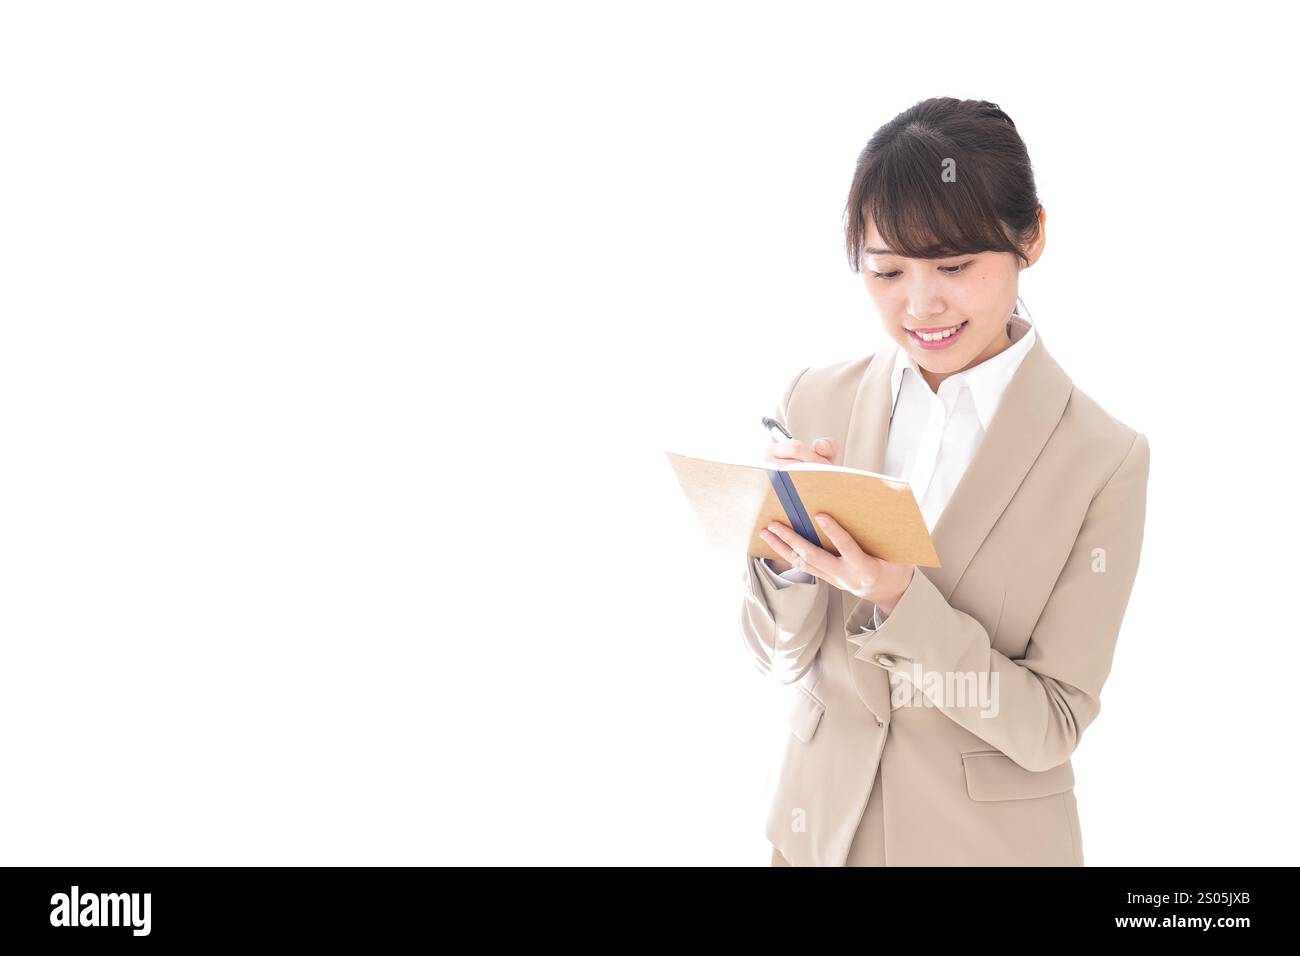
[741,97,1149,867]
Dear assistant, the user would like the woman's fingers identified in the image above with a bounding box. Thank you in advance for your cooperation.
[763,439,813,463]
[758,528,795,566]
[813,513,873,567]
[761,521,833,577]
[763,436,838,465]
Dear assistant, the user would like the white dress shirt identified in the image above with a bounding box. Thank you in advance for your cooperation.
[758,314,1037,626]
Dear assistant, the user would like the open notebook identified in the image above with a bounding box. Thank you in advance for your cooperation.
[665,451,941,568]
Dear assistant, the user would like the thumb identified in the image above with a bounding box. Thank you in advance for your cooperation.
[813,437,836,458]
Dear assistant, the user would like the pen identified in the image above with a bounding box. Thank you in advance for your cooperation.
[761,415,794,442]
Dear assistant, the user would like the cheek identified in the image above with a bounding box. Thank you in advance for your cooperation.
[955,270,1007,314]
[864,281,899,312]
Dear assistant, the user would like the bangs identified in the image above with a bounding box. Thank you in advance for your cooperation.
[846,129,1026,271]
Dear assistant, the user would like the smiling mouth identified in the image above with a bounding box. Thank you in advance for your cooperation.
[906,320,969,348]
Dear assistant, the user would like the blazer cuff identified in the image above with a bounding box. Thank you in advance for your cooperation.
[756,557,818,589]
[844,570,978,677]
[749,556,825,612]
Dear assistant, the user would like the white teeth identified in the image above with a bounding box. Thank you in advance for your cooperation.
[915,322,964,342]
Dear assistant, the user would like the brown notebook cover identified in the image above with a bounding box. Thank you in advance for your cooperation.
[665,451,941,568]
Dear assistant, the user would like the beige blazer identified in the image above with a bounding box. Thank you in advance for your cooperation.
[741,315,1149,866]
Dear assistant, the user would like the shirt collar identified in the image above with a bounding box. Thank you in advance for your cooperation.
[889,314,1037,431]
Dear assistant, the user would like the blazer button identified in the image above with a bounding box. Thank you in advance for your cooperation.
[874,653,896,668]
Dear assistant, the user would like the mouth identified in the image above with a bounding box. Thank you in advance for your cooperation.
[906,319,968,350]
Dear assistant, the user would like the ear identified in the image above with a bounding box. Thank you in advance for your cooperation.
[1020,206,1047,269]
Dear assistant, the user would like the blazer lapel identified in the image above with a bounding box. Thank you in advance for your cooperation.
[837,316,1074,724]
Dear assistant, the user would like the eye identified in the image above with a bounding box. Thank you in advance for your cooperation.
[870,270,901,280]
[939,261,974,275]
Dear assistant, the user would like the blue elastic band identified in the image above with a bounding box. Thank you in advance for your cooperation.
[765,470,820,545]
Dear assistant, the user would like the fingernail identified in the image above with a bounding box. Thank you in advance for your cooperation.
[815,514,827,525]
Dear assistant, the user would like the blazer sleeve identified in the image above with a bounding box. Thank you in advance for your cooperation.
[738,366,832,684]
[845,431,1151,772]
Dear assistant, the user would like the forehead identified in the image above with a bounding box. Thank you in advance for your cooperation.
[862,216,912,258]
[863,216,884,247]
[862,215,970,261]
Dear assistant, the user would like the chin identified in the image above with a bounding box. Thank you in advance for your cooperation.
[916,351,969,370]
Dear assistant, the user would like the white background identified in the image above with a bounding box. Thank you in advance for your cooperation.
[1,1,1296,865]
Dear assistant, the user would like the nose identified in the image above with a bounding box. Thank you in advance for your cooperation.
[905,278,947,326]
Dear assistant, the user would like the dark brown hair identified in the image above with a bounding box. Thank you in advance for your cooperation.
[844,97,1041,272]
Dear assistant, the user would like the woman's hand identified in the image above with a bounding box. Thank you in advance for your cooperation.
[759,513,915,615]
[761,436,837,574]
[764,435,838,468]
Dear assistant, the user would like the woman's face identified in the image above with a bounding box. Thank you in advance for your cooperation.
[860,213,1045,378]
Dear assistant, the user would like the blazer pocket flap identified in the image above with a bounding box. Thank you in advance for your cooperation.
[961,750,1075,801]
[787,686,825,743]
